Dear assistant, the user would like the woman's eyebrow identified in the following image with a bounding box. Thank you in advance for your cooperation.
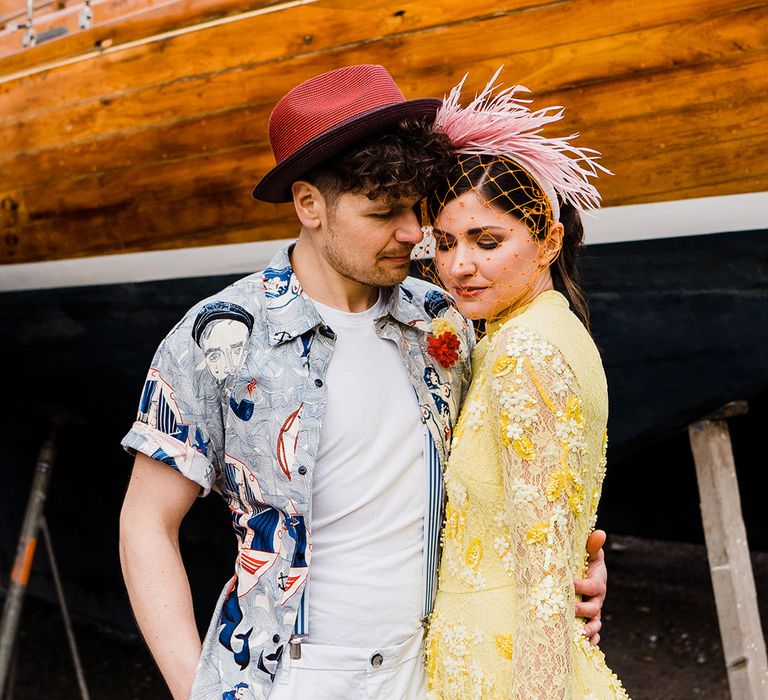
[466,226,507,236]
[432,225,508,238]
[433,226,506,237]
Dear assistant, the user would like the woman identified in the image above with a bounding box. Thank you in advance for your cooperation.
[424,73,629,699]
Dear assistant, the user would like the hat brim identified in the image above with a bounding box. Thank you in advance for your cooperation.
[251,97,442,203]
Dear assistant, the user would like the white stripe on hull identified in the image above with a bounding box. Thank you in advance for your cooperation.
[2,192,766,292]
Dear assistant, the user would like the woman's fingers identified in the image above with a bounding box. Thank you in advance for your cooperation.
[576,599,601,619]
[581,611,602,646]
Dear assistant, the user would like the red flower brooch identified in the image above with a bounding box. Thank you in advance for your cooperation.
[427,318,460,368]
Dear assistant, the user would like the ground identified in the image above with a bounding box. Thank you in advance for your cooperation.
[4,535,768,699]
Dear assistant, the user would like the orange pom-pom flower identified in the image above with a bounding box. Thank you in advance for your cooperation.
[427,318,460,368]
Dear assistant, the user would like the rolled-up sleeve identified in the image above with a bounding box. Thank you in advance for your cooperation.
[122,318,223,496]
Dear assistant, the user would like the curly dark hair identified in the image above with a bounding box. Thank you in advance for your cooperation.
[302,118,455,204]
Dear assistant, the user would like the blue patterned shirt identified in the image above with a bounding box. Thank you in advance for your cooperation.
[121,243,474,699]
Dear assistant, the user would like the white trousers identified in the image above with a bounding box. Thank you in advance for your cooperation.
[269,628,427,699]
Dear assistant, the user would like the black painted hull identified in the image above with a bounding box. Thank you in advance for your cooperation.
[1,229,766,631]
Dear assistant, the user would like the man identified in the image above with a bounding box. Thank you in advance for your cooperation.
[119,65,607,699]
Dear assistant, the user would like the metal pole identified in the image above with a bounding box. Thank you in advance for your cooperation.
[0,427,57,697]
[40,517,90,700]
[4,652,16,700]
[77,0,92,30]
[21,0,36,47]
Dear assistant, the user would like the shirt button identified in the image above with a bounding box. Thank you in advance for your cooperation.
[272,634,281,644]
[297,466,308,475]
[370,653,384,668]
[314,378,323,387]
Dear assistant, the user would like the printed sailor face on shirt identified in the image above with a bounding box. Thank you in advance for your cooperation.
[201,320,250,381]
[192,301,255,382]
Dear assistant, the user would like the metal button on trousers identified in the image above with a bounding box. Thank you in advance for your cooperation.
[370,653,384,668]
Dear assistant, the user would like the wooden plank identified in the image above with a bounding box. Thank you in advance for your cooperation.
[0,0,58,27]
[629,174,768,205]
[688,417,768,699]
[4,63,767,204]
[595,142,768,204]
[1,185,295,262]
[0,0,286,70]
[0,0,547,82]
[601,133,768,205]
[1,0,761,116]
[2,1,767,172]
[4,0,768,157]
[3,33,767,194]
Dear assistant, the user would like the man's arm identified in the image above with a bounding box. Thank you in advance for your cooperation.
[119,452,202,699]
[574,529,608,646]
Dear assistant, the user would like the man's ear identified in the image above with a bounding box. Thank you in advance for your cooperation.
[292,180,325,231]
[541,221,564,266]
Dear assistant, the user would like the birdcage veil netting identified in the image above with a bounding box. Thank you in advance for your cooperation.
[412,69,610,334]
[417,153,560,331]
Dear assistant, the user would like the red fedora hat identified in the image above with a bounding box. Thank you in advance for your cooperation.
[251,65,440,203]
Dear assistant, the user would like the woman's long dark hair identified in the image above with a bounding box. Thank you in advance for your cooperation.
[426,154,590,330]
[553,199,589,330]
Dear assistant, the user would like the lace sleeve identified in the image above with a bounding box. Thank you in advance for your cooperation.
[488,325,588,700]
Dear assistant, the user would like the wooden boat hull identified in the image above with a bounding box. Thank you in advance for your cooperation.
[2,0,768,265]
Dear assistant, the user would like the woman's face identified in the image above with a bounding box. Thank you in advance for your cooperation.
[433,190,557,320]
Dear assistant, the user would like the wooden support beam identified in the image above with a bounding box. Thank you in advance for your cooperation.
[688,402,768,700]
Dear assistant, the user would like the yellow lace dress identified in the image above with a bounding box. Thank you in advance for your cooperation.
[426,290,629,700]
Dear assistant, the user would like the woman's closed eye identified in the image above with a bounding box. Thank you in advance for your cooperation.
[435,235,456,251]
[476,234,502,250]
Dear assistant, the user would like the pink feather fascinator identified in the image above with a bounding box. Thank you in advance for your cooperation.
[434,68,611,217]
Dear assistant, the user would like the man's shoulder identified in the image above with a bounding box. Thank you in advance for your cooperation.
[184,270,265,319]
[195,270,267,314]
[164,270,269,345]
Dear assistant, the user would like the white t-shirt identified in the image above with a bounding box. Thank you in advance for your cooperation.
[306,293,425,648]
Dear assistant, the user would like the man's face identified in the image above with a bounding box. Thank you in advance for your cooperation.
[235,688,246,699]
[317,191,425,288]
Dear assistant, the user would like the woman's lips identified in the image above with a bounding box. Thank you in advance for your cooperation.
[454,286,488,298]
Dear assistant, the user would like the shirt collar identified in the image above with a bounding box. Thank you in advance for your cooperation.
[263,243,324,346]
[380,283,433,333]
